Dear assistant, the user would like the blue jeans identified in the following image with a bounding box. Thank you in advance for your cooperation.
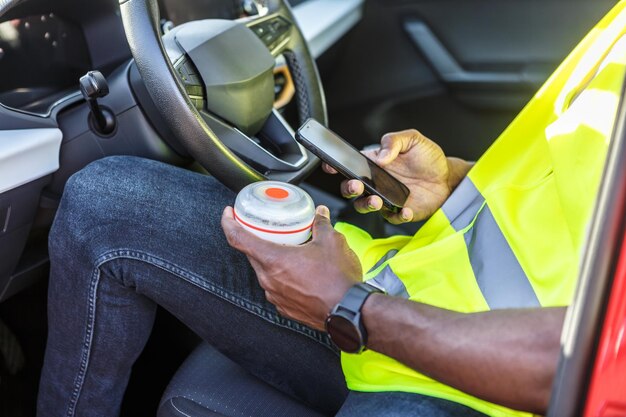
[37,156,487,417]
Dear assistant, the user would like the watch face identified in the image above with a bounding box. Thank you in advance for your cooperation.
[326,314,363,354]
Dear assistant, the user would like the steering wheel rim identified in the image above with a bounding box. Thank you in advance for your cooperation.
[119,0,327,192]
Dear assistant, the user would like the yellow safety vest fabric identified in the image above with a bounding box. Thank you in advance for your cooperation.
[334,2,626,416]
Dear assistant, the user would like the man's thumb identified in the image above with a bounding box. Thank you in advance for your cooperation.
[377,134,402,165]
[312,205,332,239]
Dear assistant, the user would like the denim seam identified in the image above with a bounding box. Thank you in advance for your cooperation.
[66,248,336,414]
[98,249,331,345]
[65,267,101,417]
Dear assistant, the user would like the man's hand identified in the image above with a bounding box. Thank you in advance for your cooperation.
[323,129,472,223]
[221,205,362,330]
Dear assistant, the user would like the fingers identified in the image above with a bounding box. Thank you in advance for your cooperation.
[340,179,365,198]
[221,206,279,258]
[351,195,414,222]
[340,181,385,214]
[321,162,338,174]
[353,195,384,214]
[381,207,415,225]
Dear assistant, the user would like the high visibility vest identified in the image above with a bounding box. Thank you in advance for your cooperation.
[334,2,626,416]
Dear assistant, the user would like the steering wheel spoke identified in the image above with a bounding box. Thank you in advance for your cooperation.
[119,0,326,191]
[199,109,308,173]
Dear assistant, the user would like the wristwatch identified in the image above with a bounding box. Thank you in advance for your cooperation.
[325,282,383,354]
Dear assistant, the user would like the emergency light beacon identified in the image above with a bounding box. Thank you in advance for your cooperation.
[234,181,316,245]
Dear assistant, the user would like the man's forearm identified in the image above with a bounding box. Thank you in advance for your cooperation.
[447,157,474,190]
[362,294,565,414]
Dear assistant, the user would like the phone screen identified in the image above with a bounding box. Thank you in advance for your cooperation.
[296,119,410,209]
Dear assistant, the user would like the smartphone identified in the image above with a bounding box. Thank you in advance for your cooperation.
[296,118,410,211]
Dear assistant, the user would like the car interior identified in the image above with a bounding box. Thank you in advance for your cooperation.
[0,0,620,416]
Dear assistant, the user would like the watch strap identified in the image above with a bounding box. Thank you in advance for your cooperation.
[332,282,382,316]
[326,282,382,353]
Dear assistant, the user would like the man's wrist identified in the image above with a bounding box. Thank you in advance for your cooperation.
[360,292,386,349]
[325,283,383,353]
[446,157,474,190]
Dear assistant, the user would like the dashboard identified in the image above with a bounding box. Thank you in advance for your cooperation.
[0,13,90,114]
[0,0,361,116]
[159,0,310,24]
[0,0,130,116]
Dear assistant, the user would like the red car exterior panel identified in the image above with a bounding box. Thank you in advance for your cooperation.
[584,233,626,417]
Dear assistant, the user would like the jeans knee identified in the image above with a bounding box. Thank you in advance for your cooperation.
[63,155,151,197]
[49,156,148,262]
[49,155,231,267]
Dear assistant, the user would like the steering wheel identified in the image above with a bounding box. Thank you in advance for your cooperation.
[119,0,326,192]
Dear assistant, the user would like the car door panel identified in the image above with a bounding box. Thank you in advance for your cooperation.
[318,0,618,160]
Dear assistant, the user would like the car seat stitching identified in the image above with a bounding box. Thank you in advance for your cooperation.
[170,399,194,417]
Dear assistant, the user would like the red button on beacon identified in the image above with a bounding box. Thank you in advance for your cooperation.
[265,187,289,199]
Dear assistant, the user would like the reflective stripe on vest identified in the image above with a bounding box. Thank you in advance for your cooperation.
[365,176,541,308]
[441,178,541,309]
[364,249,411,299]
